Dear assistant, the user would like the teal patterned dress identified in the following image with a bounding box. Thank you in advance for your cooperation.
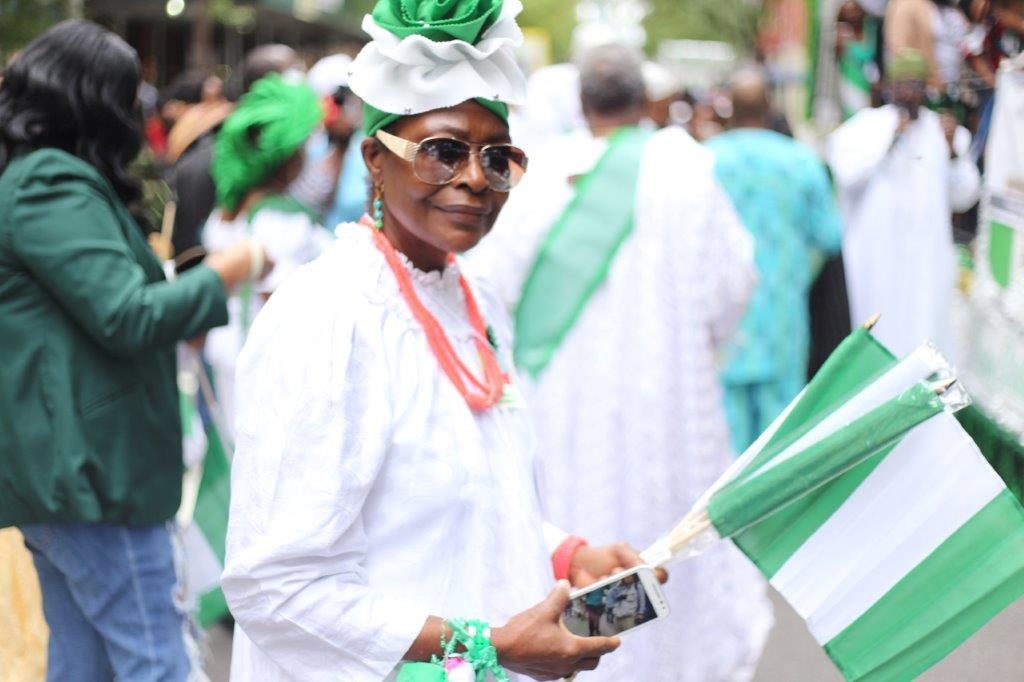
[708,128,843,451]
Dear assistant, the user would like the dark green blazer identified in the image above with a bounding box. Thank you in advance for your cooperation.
[0,148,228,526]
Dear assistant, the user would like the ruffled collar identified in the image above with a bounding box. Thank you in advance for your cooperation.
[339,221,478,339]
[388,238,464,292]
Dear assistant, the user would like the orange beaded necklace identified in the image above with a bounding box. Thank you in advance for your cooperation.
[362,216,506,411]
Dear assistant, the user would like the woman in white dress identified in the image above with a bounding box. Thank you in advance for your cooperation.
[221,2,662,680]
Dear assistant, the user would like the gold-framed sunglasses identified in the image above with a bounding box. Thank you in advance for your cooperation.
[375,129,528,192]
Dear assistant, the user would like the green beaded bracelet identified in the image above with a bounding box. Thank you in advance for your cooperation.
[447,618,508,682]
[396,618,508,682]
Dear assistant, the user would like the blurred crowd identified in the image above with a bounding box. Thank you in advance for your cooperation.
[835,0,1022,135]
[11,0,1011,256]
[129,45,368,262]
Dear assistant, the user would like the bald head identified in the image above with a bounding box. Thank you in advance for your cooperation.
[728,68,771,128]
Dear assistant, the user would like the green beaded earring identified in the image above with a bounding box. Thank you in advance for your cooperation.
[372,186,384,230]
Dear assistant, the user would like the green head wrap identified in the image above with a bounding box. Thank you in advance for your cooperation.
[357,0,515,136]
[363,99,509,137]
[888,49,930,83]
[213,73,322,212]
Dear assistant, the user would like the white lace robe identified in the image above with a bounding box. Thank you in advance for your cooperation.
[222,224,554,681]
[469,127,775,681]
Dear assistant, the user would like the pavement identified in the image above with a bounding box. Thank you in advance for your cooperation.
[752,589,1024,682]
[203,589,1024,680]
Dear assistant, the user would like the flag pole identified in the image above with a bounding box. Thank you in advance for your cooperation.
[665,510,711,557]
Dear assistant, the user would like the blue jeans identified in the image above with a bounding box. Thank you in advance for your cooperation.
[20,523,196,682]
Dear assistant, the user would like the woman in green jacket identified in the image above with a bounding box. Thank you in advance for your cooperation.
[0,21,265,681]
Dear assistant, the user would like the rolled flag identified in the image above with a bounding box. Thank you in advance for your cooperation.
[709,379,950,539]
[642,322,1024,681]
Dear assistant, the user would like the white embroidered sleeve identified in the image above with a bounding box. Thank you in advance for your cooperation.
[542,522,570,555]
[221,275,427,680]
[827,108,897,190]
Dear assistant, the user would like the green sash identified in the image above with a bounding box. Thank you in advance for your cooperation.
[513,126,651,378]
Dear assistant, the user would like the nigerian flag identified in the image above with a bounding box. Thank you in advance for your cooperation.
[644,327,1024,681]
[177,361,232,628]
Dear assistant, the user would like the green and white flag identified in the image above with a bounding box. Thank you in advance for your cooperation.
[177,356,233,628]
[644,327,1024,681]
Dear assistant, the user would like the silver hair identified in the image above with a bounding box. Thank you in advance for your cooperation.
[578,43,646,116]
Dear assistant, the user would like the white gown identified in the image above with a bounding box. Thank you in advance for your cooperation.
[222,224,554,681]
[827,105,980,360]
[469,126,775,682]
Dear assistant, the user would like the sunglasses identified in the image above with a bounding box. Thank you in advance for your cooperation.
[375,129,528,192]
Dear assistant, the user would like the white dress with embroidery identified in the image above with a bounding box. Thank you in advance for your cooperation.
[222,223,554,681]
[469,126,775,682]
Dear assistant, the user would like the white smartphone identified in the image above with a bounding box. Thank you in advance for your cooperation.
[561,565,669,638]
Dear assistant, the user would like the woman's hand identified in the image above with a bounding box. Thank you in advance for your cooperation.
[206,240,272,290]
[940,112,958,157]
[569,543,669,589]
[492,581,620,680]
[186,332,207,351]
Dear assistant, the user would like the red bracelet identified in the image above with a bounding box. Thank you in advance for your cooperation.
[552,535,589,581]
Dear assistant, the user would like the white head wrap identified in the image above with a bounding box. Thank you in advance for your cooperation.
[348,0,527,118]
[307,54,353,97]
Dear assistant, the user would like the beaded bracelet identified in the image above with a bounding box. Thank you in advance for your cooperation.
[446,618,509,682]
[396,618,508,682]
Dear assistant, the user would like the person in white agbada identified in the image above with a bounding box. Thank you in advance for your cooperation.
[827,49,980,359]
[469,45,774,682]
[222,2,664,680]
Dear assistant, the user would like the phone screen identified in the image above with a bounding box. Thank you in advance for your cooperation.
[562,571,660,637]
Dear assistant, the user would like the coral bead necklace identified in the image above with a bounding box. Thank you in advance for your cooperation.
[362,216,506,411]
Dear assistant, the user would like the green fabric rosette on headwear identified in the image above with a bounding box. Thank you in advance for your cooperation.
[213,73,323,212]
[372,0,503,43]
[362,0,511,136]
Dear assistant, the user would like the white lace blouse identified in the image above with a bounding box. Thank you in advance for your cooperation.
[222,222,555,681]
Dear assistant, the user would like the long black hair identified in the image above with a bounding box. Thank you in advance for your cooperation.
[0,20,143,205]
